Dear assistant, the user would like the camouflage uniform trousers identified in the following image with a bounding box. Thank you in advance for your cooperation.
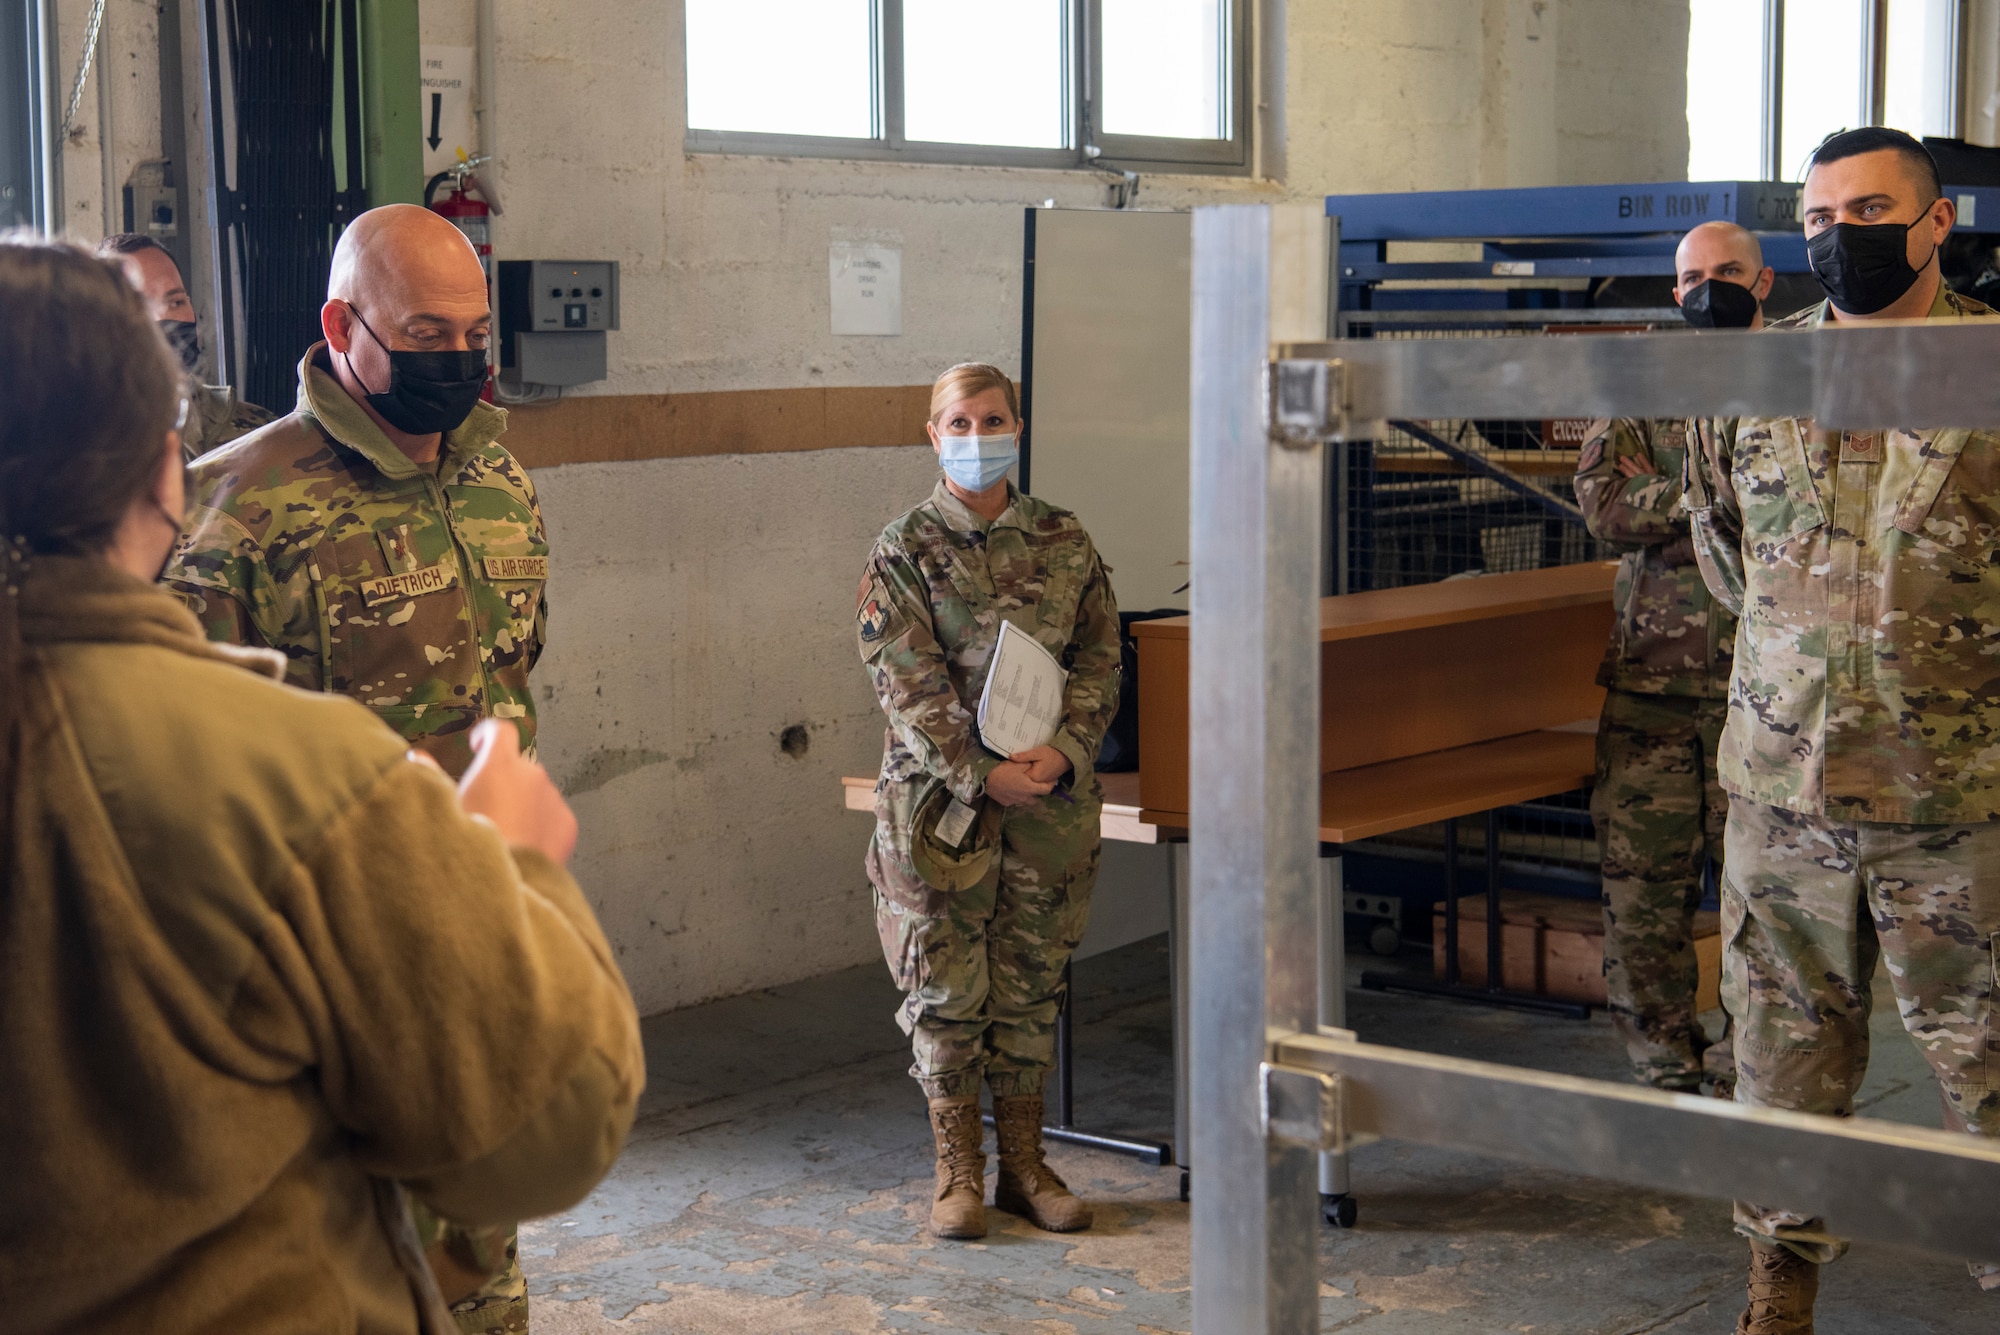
[1722,796,2000,1287]
[1592,689,1733,1090]
[411,1200,528,1332]
[874,786,1101,1099]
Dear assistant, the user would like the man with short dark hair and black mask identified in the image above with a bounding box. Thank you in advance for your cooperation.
[163,203,549,1335]
[98,233,274,463]
[1685,126,2000,1333]
[1572,220,1767,1103]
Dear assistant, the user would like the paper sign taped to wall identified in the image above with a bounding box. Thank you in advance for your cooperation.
[830,242,903,336]
[420,46,477,180]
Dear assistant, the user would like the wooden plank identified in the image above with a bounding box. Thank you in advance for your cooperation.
[1129,561,1617,643]
[837,769,1173,845]
[1098,770,1143,810]
[1316,602,1608,772]
[842,775,873,812]
[502,384,937,468]
[1374,454,1581,476]
[1141,729,1594,841]
[1317,730,1595,842]
[1135,566,1614,813]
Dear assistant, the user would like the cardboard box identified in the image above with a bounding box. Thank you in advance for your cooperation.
[1432,890,1720,1012]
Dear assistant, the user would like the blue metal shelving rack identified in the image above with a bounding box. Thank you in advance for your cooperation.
[1308,180,2000,996]
[1325,178,2000,332]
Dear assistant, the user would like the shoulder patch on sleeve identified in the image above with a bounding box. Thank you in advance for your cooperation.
[1577,435,1605,473]
[859,578,895,644]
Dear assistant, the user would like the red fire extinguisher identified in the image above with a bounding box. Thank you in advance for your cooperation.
[425,152,502,397]
[425,151,500,276]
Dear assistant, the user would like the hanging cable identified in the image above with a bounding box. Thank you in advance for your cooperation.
[56,0,108,148]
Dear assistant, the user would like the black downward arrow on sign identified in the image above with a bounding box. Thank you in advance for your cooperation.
[427,92,443,151]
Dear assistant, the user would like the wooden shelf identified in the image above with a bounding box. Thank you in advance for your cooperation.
[843,732,1590,848]
[1142,728,1595,845]
[1130,561,1616,644]
[1132,563,1615,815]
[840,768,1171,845]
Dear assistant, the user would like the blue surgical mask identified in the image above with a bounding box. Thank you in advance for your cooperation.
[937,431,1018,492]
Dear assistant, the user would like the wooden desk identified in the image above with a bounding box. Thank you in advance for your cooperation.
[1134,563,1616,1045]
[1132,562,1617,824]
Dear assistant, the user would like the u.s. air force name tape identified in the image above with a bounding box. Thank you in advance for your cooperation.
[483,555,548,580]
[360,563,457,606]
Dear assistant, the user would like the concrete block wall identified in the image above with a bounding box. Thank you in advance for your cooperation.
[41,0,1690,1016]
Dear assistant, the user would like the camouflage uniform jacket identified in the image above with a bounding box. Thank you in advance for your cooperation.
[1574,417,1735,698]
[1684,286,2000,824]
[858,479,1121,802]
[165,343,548,777]
[181,375,277,465]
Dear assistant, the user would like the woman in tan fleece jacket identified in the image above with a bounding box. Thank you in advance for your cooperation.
[0,237,645,1333]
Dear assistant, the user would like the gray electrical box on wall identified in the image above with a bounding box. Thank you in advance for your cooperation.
[496,259,621,387]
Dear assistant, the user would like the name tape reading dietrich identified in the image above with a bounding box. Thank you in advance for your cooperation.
[483,555,548,580]
[360,563,458,606]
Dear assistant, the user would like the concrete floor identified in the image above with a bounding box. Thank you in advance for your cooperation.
[524,936,1993,1334]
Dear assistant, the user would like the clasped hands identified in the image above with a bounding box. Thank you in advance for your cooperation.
[985,744,1072,807]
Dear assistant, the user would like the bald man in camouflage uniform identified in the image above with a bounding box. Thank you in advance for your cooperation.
[164,205,545,1334]
[1687,127,2000,1330]
[165,370,546,774]
[1576,416,1736,1094]
[859,472,1119,1240]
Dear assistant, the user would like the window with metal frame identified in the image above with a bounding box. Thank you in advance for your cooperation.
[1688,0,1966,182]
[683,0,1249,174]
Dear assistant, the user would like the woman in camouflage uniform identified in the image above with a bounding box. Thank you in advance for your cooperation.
[856,363,1121,1241]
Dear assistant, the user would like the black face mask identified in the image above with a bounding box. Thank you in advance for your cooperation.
[341,304,488,436]
[158,319,202,373]
[1680,277,1761,330]
[1806,216,1936,315]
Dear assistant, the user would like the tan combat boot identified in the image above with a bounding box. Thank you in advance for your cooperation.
[925,1095,987,1239]
[1737,1241,1818,1334]
[991,1092,1093,1232]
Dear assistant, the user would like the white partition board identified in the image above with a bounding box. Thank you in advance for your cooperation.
[1024,208,1192,615]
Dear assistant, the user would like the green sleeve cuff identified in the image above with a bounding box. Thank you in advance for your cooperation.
[1049,729,1095,791]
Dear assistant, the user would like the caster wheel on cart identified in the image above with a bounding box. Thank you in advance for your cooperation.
[1179,1169,1190,1203]
[1321,1193,1358,1228]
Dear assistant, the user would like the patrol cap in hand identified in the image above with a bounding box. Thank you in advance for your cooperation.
[908,779,1003,892]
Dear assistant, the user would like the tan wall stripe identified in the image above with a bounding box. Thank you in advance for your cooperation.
[501,384,936,469]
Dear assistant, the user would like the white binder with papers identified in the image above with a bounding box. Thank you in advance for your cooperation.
[977,619,1067,758]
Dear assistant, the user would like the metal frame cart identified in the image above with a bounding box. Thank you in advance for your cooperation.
[1188,201,2000,1331]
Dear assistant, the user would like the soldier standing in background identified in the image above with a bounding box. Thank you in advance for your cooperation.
[1573,220,1766,1096]
[163,203,547,1335]
[858,362,1121,1242]
[1686,128,2000,1333]
[98,233,274,463]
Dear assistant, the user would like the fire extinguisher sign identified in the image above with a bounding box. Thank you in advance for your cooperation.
[420,46,477,179]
